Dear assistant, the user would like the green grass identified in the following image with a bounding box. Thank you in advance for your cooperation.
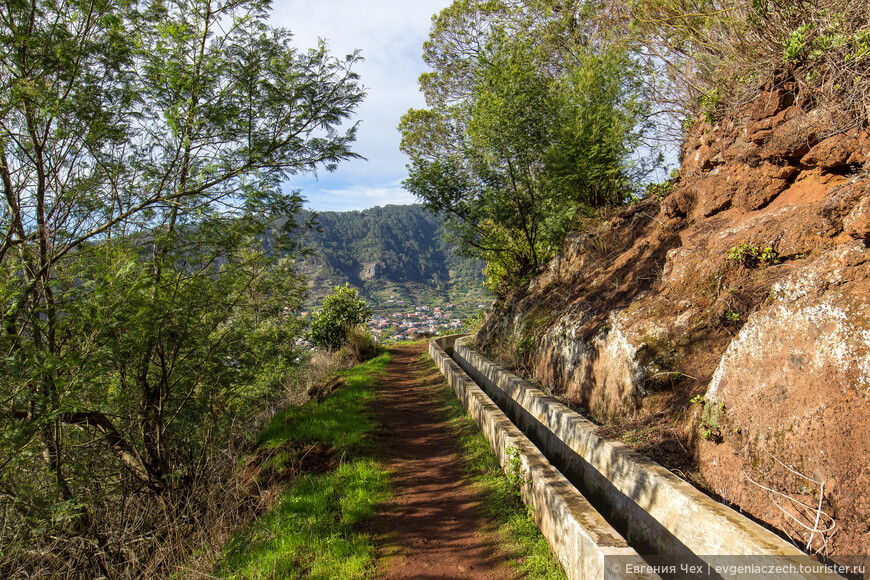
[217,353,391,579]
[257,360,384,452]
[422,354,567,580]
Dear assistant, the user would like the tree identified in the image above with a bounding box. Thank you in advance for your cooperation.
[400,0,652,295]
[309,284,373,351]
[0,0,363,572]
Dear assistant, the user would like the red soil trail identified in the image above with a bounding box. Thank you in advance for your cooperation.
[366,343,518,580]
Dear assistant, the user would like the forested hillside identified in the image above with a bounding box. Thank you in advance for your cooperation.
[295,205,488,311]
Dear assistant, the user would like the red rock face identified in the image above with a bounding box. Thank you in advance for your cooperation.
[476,92,870,556]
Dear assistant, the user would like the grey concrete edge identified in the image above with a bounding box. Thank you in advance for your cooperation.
[451,337,843,579]
[429,335,661,580]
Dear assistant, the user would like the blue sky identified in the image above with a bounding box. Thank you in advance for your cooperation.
[270,1,453,212]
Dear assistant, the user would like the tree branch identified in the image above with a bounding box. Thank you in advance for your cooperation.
[7,409,163,491]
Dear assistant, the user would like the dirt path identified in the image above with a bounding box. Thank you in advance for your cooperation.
[366,343,517,579]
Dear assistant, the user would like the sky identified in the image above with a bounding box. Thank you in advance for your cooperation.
[269,1,453,212]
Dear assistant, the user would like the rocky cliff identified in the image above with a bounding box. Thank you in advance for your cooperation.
[475,89,870,556]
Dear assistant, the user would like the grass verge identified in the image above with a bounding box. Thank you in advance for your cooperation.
[416,351,567,580]
[216,353,391,579]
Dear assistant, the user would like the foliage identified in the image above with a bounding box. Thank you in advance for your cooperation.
[645,170,680,200]
[699,401,726,442]
[504,446,527,498]
[726,242,778,267]
[401,0,654,296]
[463,309,486,333]
[623,0,870,124]
[0,0,363,575]
[309,284,373,351]
[220,354,391,579]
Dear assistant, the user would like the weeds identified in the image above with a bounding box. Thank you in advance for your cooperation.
[625,0,870,130]
[504,446,528,499]
[698,400,727,442]
[727,242,779,268]
[743,449,837,554]
[644,170,680,201]
[464,310,486,334]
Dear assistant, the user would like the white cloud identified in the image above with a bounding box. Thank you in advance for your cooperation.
[305,183,418,212]
[270,1,452,211]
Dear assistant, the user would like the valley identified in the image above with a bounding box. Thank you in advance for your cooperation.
[295,204,491,339]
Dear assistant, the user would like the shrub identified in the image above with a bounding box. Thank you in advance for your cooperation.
[308,285,373,351]
[339,326,380,365]
[726,242,778,267]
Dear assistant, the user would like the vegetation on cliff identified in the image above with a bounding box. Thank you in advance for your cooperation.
[452,0,869,559]
[624,0,870,127]
[400,0,655,296]
[403,0,869,296]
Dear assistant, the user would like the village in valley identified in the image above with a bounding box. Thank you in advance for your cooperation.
[368,301,467,342]
[301,295,485,344]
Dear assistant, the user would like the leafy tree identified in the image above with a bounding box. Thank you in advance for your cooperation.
[400,0,652,295]
[0,0,362,573]
[309,284,373,351]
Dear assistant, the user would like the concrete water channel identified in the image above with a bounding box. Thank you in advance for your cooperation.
[429,335,843,580]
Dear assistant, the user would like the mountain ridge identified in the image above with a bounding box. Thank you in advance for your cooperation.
[295,204,489,314]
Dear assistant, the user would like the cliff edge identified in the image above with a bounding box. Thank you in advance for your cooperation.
[475,89,870,556]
